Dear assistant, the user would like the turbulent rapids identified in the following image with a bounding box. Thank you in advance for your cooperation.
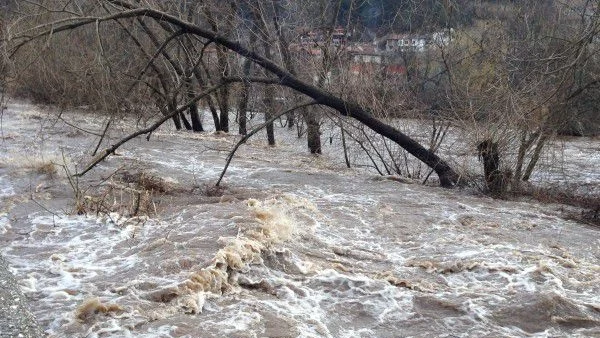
[0,102,599,337]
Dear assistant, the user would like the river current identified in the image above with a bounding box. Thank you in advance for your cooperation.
[0,102,598,337]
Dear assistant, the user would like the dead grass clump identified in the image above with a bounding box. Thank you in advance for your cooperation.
[73,168,194,217]
[36,161,58,178]
[6,155,62,178]
[75,186,155,218]
[72,170,188,217]
[119,170,177,194]
[201,184,228,197]
[69,172,151,217]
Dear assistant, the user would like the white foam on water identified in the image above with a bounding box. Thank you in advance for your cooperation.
[0,181,15,198]
[2,211,175,335]
[0,213,10,234]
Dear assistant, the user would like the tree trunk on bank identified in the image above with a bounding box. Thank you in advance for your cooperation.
[180,112,192,130]
[186,77,203,132]
[189,102,203,132]
[304,107,321,153]
[262,41,275,145]
[171,110,182,130]
[237,86,249,135]
[340,117,351,168]
[237,58,253,135]
[264,90,276,146]
[477,139,503,195]
[218,90,229,132]
[522,134,548,181]
[287,111,295,128]
[207,96,221,131]
[217,47,230,132]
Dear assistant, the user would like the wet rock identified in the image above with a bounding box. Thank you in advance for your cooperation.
[412,295,465,317]
[238,276,276,295]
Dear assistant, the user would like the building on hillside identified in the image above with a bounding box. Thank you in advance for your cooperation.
[298,27,350,48]
[348,43,381,64]
[345,43,408,78]
[430,29,454,46]
[375,29,454,53]
[331,27,347,46]
[377,34,427,52]
[288,28,456,80]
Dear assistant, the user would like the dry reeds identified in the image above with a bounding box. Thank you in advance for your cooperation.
[71,170,182,218]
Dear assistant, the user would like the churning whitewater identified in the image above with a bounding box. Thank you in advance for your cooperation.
[0,102,598,337]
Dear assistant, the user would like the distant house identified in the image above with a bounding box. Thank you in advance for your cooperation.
[290,28,444,78]
[430,29,454,46]
[290,27,350,59]
[298,27,349,47]
[331,27,347,46]
[345,43,381,75]
[349,43,382,64]
[345,43,408,77]
[378,34,427,52]
[375,30,455,52]
[299,30,319,45]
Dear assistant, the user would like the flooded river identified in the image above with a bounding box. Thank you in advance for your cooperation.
[0,102,598,337]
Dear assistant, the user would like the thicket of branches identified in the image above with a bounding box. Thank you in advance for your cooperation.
[1,0,599,196]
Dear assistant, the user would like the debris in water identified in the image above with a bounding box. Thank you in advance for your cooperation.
[75,297,123,322]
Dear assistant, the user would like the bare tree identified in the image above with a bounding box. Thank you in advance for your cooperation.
[433,0,600,192]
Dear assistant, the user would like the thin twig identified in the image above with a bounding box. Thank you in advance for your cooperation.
[92,118,112,156]
[57,115,103,137]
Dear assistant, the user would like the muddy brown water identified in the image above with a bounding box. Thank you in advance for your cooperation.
[0,102,598,337]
